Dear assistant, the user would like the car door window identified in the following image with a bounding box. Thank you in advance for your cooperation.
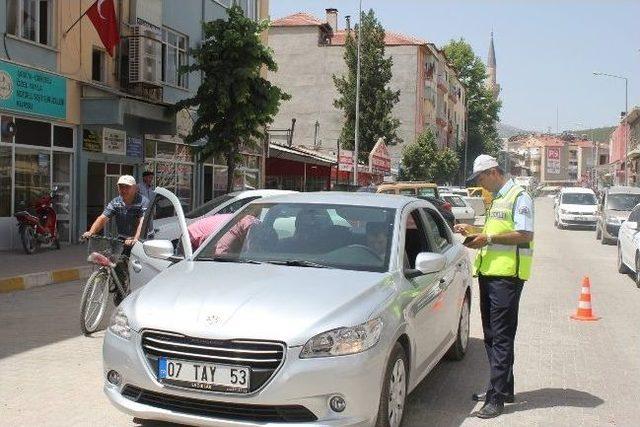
[140,194,183,255]
[216,197,261,215]
[628,205,640,222]
[403,209,430,270]
[421,208,451,253]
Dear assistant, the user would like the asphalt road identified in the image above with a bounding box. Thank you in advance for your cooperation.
[2,197,640,426]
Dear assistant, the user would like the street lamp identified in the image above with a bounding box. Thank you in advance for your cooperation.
[353,0,363,186]
[593,71,629,184]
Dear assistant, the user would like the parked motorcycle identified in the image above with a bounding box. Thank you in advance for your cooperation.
[14,187,61,254]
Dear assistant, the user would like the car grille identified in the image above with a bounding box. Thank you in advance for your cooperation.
[564,220,596,225]
[141,330,285,393]
[121,385,317,422]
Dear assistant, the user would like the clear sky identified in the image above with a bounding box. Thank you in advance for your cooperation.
[269,0,640,132]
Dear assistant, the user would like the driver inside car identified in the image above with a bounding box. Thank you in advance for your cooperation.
[365,222,390,260]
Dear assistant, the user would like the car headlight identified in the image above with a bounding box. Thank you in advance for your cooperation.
[300,318,383,358]
[109,308,132,340]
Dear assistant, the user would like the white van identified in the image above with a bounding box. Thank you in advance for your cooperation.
[554,187,598,229]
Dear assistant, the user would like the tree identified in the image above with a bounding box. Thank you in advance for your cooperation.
[175,6,290,193]
[333,9,401,162]
[399,129,459,183]
[443,39,501,180]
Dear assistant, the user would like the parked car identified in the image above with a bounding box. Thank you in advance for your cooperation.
[440,193,476,224]
[128,189,295,289]
[153,189,295,241]
[104,192,472,427]
[617,203,640,287]
[463,196,486,217]
[377,181,440,198]
[554,187,598,229]
[596,186,640,244]
[417,195,456,228]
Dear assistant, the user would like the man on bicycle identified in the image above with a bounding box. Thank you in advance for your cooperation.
[82,175,149,288]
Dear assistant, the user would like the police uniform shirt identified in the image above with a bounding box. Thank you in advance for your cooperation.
[493,179,534,233]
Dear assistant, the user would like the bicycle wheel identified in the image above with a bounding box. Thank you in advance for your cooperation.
[80,270,110,335]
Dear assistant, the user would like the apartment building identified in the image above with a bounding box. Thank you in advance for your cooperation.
[267,9,467,170]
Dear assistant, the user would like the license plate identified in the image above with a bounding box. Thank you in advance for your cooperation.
[158,357,250,392]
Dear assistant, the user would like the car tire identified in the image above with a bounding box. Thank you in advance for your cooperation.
[446,293,470,361]
[618,244,631,274]
[376,343,408,427]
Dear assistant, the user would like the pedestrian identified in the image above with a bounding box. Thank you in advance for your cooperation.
[453,154,535,419]
[139,171,155,201]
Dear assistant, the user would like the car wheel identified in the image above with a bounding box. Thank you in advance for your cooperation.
[635,254,640,289]
[618,244,631,274]
[445,293,470,361]
[376,343,408,427]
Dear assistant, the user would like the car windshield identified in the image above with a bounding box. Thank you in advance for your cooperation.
[196,203,396,273]
[561,193,597,205]
[185,193,237,219]
[417,187,436,197]
[607,194,640,211]
[443,195,467,207]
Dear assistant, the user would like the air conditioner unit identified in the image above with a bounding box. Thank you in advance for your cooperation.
[129,25,161,86]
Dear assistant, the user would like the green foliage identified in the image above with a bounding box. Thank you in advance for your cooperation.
[175,6,290,192]
[399,130,460,183]
[443,39,501,179]
[333,9,401,162]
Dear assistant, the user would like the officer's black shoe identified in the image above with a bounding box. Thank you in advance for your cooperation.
[475,402,504,419]
[472,392,514,403]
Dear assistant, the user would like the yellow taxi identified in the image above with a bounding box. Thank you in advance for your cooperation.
[377,182,439,198]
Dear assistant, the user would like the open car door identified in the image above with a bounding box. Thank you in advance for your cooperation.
[128,187,193,291]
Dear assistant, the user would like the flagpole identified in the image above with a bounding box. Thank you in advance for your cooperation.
[63,2,95,37]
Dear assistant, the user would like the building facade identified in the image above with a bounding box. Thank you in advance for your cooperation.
[267,10,467,170]
[0,0,266,250]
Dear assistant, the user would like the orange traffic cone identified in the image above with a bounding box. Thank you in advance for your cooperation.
[570,276,600,321]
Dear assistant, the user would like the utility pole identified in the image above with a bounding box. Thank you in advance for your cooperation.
[353,0,362,186]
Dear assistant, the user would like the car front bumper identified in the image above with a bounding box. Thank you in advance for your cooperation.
[103,329,386,426]
[558,213,597,227]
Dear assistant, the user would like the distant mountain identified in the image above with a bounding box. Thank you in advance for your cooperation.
[565,126,615,143]
[498,123,528,139]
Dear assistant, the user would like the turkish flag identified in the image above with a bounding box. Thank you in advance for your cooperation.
[86,0,120,57]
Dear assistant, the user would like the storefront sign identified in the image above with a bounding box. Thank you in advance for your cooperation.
[0,60,66,119]
[103,128,126,155]
[82,129,102,152]
[338,150,354,172]
[546,147,561,175]
[126,136,144,159]
[369,138,391,173]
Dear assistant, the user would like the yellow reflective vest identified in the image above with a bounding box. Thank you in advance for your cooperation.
[473,183,533,280]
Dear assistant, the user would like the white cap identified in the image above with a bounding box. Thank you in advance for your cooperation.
[117,175,136,186]
[467,154,500,183]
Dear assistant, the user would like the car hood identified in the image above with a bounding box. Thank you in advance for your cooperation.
[604,209,631,221]
[559,204,597,213]
[128,261,395,346]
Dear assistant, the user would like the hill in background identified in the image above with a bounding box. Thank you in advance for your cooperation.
[498,123,528,139]
[565,126,615,143]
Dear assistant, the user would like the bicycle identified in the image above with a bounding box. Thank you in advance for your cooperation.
[79,235,130,335]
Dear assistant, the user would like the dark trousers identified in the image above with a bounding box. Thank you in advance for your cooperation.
[478,274,524,404]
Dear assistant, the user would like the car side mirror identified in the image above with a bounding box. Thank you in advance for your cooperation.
[415,252,447,275]
[143,240,175,260]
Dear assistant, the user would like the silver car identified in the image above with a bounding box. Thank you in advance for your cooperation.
[103,192,472,427]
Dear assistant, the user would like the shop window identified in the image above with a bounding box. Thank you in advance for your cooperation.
[161,27,188,88]
[15,118,51,147]
[53,126,73,148]
[122,165,134,175]
[106,163,121,175]
[214,166,228,198]
[92,47,106,82]
[144,140,156,158]
[14,149,50,212]
[1,116,15,143]
[156,141,175,159]
[6,0,53,46]
[0,147,11,216]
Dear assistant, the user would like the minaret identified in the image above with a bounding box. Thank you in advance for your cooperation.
[486,32,500,98]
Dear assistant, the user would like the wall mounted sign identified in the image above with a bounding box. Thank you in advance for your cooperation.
[103,128,126,155]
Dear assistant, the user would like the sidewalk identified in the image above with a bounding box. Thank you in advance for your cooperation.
[0,244,91,293]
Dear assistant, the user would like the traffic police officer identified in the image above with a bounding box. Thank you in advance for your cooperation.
[454,154,534,419]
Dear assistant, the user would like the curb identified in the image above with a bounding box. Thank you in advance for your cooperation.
[0,266,93,294]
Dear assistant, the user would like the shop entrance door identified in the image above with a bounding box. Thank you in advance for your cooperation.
[87,162,135,236]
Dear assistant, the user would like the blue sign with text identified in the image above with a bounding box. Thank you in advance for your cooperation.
[0,60,67,119]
